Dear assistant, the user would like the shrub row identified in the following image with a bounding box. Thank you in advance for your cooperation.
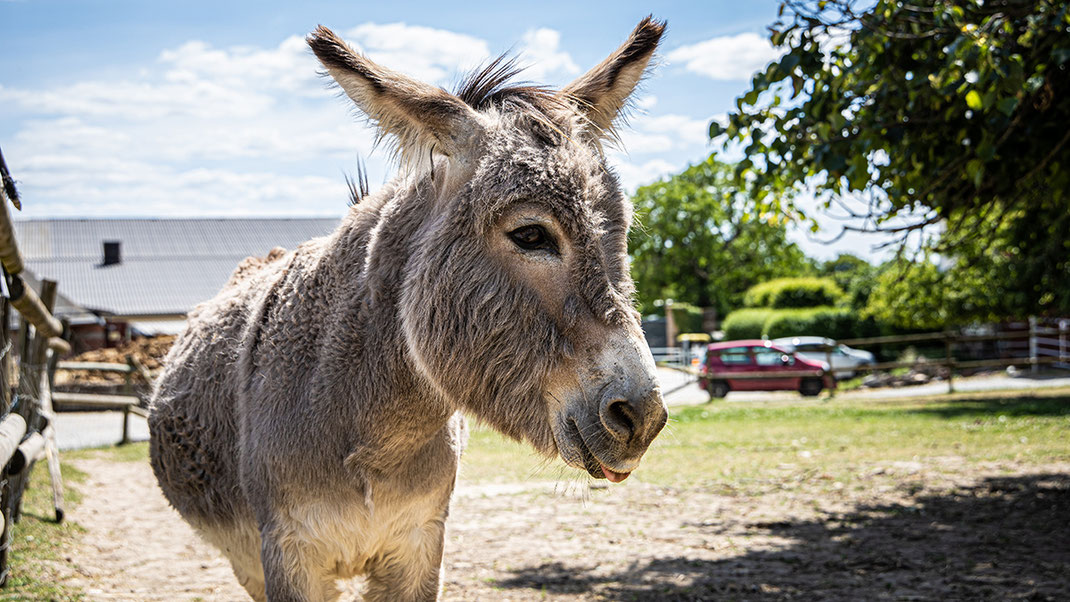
[722,306,879,341]
[721,308,777,340]
[743,277,845,309]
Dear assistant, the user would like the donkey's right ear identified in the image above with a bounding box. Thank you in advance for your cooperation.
[308,26,483,165]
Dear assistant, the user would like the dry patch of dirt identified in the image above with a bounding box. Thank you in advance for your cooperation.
[51,457,247,601]
[49,457,1070,601]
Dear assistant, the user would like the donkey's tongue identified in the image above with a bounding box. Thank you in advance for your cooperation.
[600,464,631,483]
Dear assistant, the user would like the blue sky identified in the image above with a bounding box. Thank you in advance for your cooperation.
[1,0,893,261]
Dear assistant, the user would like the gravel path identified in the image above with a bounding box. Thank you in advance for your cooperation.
[47,455,1070,601]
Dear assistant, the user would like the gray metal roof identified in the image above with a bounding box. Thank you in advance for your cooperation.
[14,218,340,317]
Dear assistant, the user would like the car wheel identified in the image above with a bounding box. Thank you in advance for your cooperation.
[799,378,823,397]
[708,380,729,400]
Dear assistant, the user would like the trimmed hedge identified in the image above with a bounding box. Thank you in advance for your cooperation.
[764,306,855,340]
[743,277,845,309]
[722,306,879,341]
[722,308,778,340]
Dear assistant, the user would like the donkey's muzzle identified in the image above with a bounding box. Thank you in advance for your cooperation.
[555,322,668,480]
[599,387,667,450]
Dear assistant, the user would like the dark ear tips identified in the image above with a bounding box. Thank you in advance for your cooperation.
[623,16,667,65]
[307,25,354,71]
[635,15,667,44]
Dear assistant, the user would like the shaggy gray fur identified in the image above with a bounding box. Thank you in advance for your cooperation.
[150,16,668,602]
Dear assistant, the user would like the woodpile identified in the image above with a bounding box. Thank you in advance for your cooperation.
[55,335,174,388]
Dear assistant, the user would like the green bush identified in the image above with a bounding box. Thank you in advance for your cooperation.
[743,277,845,309]
[764,306,852,340]
[722,306,880,341]
[722,308,778,340]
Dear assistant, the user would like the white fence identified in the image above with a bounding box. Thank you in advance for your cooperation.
[1030,317,1070,372]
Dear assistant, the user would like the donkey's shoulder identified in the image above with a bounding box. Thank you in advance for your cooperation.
[226,246,291,288]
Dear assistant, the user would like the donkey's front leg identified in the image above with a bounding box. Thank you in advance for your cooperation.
[259,524,341,602]
[363,517,447,602]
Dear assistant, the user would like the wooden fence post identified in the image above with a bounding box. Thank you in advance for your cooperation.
[121,356,134,445]
[35,280,64,522]
[945,332,955,394]
[1029,316,1038,374]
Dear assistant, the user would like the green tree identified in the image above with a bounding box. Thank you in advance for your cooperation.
[629,157,813,316]
[819,253,877,310]
[870,202,1070,328]
[712,0,1070,316]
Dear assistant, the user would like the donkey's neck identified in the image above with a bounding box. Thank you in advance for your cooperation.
[305,176,457,471]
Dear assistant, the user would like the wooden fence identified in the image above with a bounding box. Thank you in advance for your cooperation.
[834,330,1070,394]
[53,358,150,444]
[666,328,1070,397]
[0,146,70,585]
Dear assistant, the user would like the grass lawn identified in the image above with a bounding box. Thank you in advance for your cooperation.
[460,388,1070,489]
[0,459,87,601]
[0,443,150,600]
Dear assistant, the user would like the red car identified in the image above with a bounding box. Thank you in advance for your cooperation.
[699,340,835,399]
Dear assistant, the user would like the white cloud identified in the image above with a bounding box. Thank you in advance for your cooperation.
[615,113,712,156]
[634,95,658,110]
[11,152,352,217]
[2,21,697,218]
[517,28,580,82]
[2,24,511,216]
[346,22,490,85]
[667,32,782,81]
[0,78,275,121]
[609,158,681,193]
[606,111,721,192]
[159,36,318,95]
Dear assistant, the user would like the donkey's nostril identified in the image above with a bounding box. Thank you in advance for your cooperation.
[603,399,637,440]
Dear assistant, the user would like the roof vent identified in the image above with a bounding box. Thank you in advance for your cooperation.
[102,241,121,266]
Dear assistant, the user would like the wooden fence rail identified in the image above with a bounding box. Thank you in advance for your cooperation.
[53,356,149,444]
[0,145,70,585]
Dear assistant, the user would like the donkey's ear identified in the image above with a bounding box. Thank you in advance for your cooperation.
[561,16,665,139]
[308,26,483,164]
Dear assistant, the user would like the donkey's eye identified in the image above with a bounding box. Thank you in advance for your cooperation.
[508,225,557,253]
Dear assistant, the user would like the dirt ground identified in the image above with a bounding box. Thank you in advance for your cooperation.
[47,456,1070,601]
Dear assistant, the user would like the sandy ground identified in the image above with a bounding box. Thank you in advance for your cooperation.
[47,455,1070,601]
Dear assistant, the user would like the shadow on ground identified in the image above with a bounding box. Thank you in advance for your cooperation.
[906,393,1070,419]
[493,473,1070,601]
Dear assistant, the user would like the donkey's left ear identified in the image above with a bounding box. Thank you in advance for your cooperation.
[561,16,665,139]
[308,25,483,165]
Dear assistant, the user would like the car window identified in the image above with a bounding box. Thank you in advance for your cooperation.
[753,348,783,366]
[796,343,830,352]
[718,347,752,365]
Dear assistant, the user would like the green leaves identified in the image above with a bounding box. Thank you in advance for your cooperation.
[706,0,1070,319]
[965,159,985,188]
[996,96,1019,116]
[711,0,1068,240]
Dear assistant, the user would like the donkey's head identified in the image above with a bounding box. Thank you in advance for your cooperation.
[310,18,668,482]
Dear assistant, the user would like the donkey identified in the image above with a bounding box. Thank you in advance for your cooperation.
[149,16,668,602]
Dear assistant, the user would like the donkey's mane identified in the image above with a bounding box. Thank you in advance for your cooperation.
[455,54,559,115]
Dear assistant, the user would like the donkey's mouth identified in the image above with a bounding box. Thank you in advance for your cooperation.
[564,418,633,482]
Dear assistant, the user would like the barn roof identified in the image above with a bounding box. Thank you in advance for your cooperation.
[15,218,340,319]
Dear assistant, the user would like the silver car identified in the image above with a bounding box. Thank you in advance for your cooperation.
[771,336,875,379]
